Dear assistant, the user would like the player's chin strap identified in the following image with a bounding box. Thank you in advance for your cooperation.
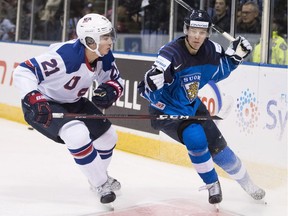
[86,44,103,57]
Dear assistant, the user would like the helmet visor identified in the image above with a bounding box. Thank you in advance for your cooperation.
[100,28,117,43]
[85,28,117,46]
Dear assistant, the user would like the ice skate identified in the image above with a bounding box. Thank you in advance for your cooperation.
[96,180,116,204]
[89,175,121,204]
[240,180,266,200]
[199,180,222,205]
[107,175,121,191]
[90,175,121,193]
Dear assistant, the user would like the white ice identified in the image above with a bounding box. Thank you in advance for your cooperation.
[0,118,287,216]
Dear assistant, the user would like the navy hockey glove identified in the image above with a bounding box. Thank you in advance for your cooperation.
[23,90,52,127]
[144,67,164,92]
[92,80,123,109]
[225,36,252,65]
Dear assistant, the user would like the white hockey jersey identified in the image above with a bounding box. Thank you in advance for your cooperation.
[13,39,124,103]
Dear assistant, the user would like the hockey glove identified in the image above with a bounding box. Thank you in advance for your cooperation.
[92,80,123,109]
[22,90,52,127]
[144,67,164,92]
[225,36,252,65]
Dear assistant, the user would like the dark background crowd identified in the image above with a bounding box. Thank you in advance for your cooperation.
[0,0,287,64]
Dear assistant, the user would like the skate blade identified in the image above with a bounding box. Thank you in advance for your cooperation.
[103,202,114,211]
[257,199,268,205]
[214,203,220,212]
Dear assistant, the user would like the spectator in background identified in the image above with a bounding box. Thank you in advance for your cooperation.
[238,0,262,15]
[236,1,261,33]
[39,0,63,40]
[141,0,169,34]
[20,0,46,40]
[0,0,17,24]
[116,3,130,33]
[140,0,170,53]
[116,0,141,34]
[67,0,84,40]
[252,19,288,65]
[82,2,95,16]
[236,4,242,23]
[212,0,231,33]
[0,9,15,41]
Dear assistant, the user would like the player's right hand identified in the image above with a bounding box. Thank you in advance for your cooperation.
[23,90,52,127]
[144,67,164,92]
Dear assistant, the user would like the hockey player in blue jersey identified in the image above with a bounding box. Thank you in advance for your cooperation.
[13,14,123,204]
[138,9,265,205]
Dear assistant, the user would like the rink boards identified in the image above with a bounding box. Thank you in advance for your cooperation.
[0,41,287,190]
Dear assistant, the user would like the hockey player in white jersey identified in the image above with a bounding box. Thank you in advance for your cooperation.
[13,14,123,204]
[138,9,265,206]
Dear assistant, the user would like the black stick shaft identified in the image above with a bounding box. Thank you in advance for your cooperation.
[52,113,222,120]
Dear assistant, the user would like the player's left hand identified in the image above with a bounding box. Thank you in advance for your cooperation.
[144,67,164,92]
[92,81,123,109]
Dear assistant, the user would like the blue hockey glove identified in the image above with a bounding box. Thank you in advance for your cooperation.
[225,36,252,64]
[144,67,164,92]
[22,90,52,127]
[92,80,123,109]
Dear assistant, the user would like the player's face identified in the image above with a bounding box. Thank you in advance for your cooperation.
[87,33,114,56]
[186,27,208,50]
[98,34,113,55]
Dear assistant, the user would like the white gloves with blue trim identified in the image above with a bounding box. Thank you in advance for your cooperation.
[225,36,252,64]
[144,67,164,92]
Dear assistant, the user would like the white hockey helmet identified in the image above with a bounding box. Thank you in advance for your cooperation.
[76,13,116,56]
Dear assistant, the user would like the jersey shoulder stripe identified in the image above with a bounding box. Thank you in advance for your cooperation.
[100,50,115,72]
[19,59,44,83]
[210,40,222,54]
[200,39,223,65]
[158,37,185,61]
[55,40,85,74]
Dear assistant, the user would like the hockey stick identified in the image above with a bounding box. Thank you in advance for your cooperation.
[52,113,222,120]
[174,0,235,41]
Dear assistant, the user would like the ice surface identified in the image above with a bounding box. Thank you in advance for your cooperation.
[0,118,287,216]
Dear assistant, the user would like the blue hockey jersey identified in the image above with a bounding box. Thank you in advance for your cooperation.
[140,36,238,116]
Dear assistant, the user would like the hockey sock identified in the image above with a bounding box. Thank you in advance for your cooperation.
[183,124,218,184]
[92,126,117,171]
[213,146,252,186]
[188,148,218,184]
[68,141,107,187]
[59,120,107,187]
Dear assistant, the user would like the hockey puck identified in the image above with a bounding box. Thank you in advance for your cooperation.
[28,127,34,130]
